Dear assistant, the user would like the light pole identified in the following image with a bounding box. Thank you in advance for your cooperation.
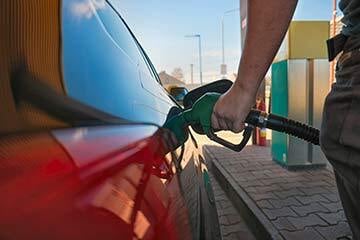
[221,8,240,77]
[190,64,194,84]
[185,34,203,85]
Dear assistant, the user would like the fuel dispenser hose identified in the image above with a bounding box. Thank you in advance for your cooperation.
[246,110,319,146]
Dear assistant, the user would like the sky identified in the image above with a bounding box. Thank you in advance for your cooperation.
[113,0,337,84]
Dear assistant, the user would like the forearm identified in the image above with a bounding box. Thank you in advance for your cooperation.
[235,0,298,94]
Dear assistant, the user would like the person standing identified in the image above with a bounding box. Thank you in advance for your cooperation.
[211,0,360,238]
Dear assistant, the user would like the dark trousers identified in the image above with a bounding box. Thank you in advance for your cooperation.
[321,40,360,239]
[335,171,360,239]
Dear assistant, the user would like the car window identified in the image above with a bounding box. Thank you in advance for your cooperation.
[62,0,164,124]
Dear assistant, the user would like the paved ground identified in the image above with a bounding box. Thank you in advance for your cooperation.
[205,145,353,240]
[209,171,256,240]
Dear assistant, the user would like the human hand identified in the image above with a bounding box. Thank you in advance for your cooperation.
[211,84,256,133]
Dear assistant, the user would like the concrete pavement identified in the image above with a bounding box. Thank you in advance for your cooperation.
[205,145,353,240]
[210,171,256,240]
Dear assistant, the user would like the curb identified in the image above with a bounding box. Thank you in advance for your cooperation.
[204,146,283,240]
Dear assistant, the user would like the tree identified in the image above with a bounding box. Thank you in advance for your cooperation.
[171,67,184,81]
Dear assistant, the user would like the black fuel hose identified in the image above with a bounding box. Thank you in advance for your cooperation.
[246,110,320,146]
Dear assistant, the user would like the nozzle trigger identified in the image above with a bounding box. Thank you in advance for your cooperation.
[207,125,253,152]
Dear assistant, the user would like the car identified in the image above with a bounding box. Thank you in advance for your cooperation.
[0,0,221,239]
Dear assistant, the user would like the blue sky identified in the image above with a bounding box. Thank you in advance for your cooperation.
[114,0,337,83]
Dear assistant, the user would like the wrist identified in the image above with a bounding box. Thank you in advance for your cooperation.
[226,82,256,110]
[233,78,258,96]
[231,80,257,102]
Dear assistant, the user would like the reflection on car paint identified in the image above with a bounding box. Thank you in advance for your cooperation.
[0,125,192,239]
[70,0,106,19]
[52,125,157,168]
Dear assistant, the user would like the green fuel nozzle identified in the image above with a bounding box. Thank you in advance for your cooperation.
[164,92,253,151]
[164,92,320,152]
[163,92,220,144]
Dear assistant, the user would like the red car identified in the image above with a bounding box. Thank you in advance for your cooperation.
[0,0,221,239]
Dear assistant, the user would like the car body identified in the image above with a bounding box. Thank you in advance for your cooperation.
[0,0,221,239]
